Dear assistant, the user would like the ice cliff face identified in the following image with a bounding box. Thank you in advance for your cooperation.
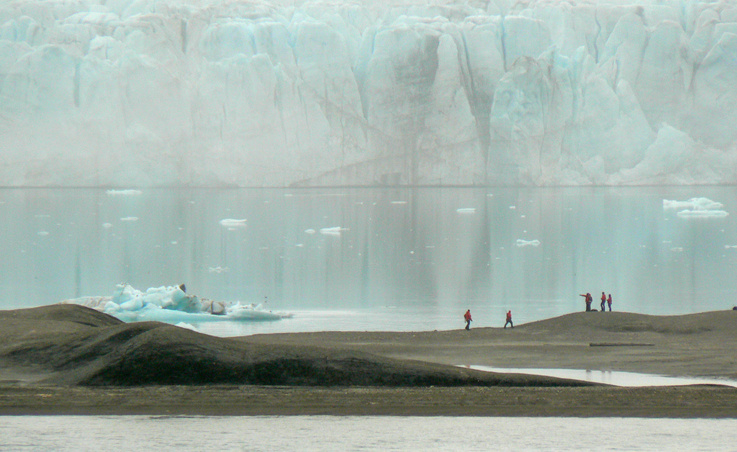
[1,0,736,187]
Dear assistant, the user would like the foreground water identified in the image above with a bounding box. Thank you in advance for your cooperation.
[3,416,737,451]
[2,186,736,336]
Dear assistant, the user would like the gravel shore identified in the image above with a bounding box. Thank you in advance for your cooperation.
[1,305,736,417]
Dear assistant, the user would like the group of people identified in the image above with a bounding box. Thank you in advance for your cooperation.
[580,292,613,312]
[463,309,513,330]
[463,291,614,330]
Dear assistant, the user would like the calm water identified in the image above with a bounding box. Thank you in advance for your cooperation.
[469,366,737,388]
[2,416,737,451]
[1,186,736,335]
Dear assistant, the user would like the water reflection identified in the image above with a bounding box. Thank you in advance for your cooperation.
[1,187,736,332]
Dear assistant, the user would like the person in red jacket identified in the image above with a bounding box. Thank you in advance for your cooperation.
[504,310,513,329]
[580,293,592,311]
[607,294,613,312]
[464,309,472,330]
[600,292,607,312]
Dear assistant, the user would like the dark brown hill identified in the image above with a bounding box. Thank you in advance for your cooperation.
[0,304,589,387]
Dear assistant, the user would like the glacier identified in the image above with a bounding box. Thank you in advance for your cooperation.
[1,0,736,187]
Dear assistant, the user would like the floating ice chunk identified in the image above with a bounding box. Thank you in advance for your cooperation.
[102,223,113,229]
[671,247,684,252]
[676,210,728,218]
[219,218,247,227]
[62,283,291,324]
[119,297,144,311]
[456,208,476,214]
[106,189,142,196]
[391,201,407,205]
[208,266,229,273]
[120,216,138,222]
[305,229,316,234]
[509,206,516,210]
[37,231,49,236]
[516,239,540,247]
[663,198,724,211]
[320,226,345,236]
[664,197,728,218]
[725,245,737,249]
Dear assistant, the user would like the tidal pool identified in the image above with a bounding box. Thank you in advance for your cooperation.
[468,366,737,388]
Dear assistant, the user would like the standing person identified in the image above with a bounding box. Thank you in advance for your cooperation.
[607,294,613,312]
[580,293,592,311]
[600,292,606,312]
[464,309,472,330]
[504,310,513,329]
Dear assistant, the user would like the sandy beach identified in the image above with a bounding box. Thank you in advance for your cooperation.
[1,305,736,417]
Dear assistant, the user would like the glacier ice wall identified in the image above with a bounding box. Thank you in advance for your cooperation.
[1,0,736,187]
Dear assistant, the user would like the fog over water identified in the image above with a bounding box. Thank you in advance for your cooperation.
[2,186,735,336]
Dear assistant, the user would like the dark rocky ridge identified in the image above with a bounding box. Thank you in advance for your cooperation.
[0,304,589,387]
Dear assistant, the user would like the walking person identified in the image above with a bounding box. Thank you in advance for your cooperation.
[504,310,513,329]
[600,292,606,312]
[607,294,613,312]
[464,309,472,330]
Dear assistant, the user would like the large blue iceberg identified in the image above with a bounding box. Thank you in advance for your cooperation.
[62,284,292,324]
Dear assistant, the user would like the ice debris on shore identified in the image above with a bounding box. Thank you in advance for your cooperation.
[61,284,292,324]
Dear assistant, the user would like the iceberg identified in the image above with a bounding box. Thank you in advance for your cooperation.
[516,239,541,247]
[1,0,737,187]
[219,218,247,228]
[663,197,724,211]
[663,197,729,218]
[61,284,292,325]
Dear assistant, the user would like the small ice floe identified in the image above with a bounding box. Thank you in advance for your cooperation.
[305,229,316,234]
[320,226,346,236]
[391,201,407,205]
[120,216,138,222]
[677,210,728,218]
[102,223,113,229]
[671,247,684,252]
[106,189,142,196]
[219,219,247,228]
[664,197,728,218]
[208,266,229,273]
[725,245,737,250]
[456,208,476,214]
[516,239,540,247]
[509,206,516,210]
[663,197,723,211]
[37,231,49,236]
